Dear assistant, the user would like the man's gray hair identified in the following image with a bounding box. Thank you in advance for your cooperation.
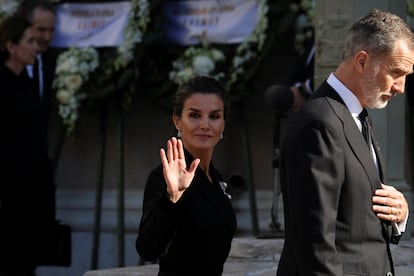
[342,9,414,61]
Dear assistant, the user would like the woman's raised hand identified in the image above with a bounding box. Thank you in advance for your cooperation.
[160,137,200,203]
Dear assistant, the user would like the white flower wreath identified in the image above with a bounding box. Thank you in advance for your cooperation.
[54,0,150,134]
[0,0,19,22]
[408,0,414,30]
[169,42,226,85]
[290,0,315,51]
[53,46,99,134]
[169,0,268,91]
[409,0,414,17]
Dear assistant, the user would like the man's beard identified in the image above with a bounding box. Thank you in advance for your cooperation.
[360,68,389,109]
[361,84,389,109]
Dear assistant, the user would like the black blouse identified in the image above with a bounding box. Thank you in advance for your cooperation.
[136,151,237,276]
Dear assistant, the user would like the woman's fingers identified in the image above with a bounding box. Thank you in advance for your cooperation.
[177,138,184,160]
[161,137,186,169]
[160,148,168,168]
[188,158,200,174]
[166,138,173,163]
[171,137,178,160]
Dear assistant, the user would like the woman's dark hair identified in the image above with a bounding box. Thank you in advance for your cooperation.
[173,76,228,118]
[0,16,32,63]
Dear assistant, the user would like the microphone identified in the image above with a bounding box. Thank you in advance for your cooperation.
[264,84,294,113]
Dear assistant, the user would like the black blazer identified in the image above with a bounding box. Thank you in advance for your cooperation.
[136,151,236,275]
[277,81,396,276]
[0,63,56,268]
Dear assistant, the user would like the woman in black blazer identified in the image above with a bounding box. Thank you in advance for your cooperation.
[136,76,237,276]
[0,15,53,275]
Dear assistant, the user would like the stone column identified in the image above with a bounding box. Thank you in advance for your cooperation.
[315,0,413,236]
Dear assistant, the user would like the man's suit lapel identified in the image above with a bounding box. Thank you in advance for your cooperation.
[320,83,381,191]
[371,132,386,181]
[320,82,393,240]
[343,116,382,190]
[370,128,394,242]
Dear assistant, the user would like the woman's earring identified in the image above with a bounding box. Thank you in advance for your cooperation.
[220,133,223,139]
[177,129,182,138]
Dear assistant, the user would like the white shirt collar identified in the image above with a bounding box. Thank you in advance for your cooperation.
[326,73,363,118]
[26,53,41,79]
[26,64,34,78]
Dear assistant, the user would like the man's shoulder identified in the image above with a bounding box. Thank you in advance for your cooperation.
[293,92,346,132]
[301,94,336,116]
[303,82,347,116]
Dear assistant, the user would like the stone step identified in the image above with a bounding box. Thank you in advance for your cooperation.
[84,237,414,276]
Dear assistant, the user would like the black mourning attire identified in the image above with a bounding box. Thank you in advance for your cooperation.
[0,62,55,273]
[136,151,237,276]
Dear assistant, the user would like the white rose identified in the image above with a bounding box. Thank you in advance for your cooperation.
[193,55,214,75]
[56,90,72,105]
[64,74,83,91]
[233,56,244,67]
[56,59,72,73]
[59,105,71,118]
[211,49,225,61]
[177,67,193,83]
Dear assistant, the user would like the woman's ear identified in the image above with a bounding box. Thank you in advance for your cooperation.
[6,41,16,56]
[172,115,180,130]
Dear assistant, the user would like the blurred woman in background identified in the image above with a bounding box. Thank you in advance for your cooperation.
[0,15,44,276]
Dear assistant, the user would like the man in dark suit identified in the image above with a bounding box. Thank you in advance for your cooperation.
[277,9,412,276]
[18,0,56,138]
[17,0,57,216]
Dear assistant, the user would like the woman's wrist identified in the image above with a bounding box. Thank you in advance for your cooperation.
[168,191,183,203]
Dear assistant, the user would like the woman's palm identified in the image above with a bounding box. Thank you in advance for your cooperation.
[160,138,199,202]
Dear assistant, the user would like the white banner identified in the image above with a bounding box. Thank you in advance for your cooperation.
[163,0,259,45]
[51,2,131,48]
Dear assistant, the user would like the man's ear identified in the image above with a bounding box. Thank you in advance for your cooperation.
[354,50,369,72]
